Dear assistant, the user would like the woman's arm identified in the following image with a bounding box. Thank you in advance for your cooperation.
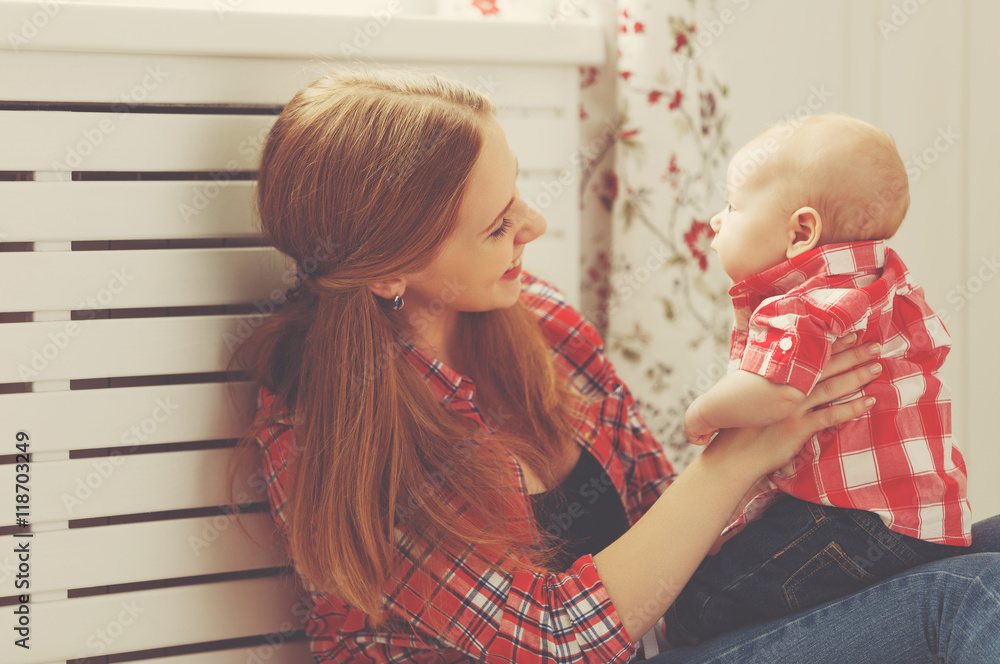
[594,341,882,640]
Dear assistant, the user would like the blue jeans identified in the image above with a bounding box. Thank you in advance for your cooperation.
[644,515,1000,663]
[662,497,964,646]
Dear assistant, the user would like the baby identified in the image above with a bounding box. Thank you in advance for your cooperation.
[662,114,972,647]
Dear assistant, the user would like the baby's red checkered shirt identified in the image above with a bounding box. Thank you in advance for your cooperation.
[726,241,971,546]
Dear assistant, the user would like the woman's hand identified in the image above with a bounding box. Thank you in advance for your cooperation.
[703,334,882,480]
[594,334,882,641]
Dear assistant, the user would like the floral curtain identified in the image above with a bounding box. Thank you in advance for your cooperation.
[591,1,734,469]
[460,0,734,471]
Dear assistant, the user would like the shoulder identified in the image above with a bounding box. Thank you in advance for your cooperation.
[519,271,611,394]
[255,385,293,431]
[252,385,297,464]
[519,271,605,350]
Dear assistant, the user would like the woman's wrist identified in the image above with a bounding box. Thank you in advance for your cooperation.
[593,439,761,640]
[699,426,782,484]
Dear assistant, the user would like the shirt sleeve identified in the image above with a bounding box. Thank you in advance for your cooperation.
[596,362,675,520]
[255,388,637,662]
[740,287,871,394]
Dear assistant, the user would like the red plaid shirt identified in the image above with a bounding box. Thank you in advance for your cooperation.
[253,272,675,662]
[727,241,971,545]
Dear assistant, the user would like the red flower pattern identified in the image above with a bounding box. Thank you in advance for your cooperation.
[603,171,619,203]
[668,154,679,174]
[668,90,683,110]
[471,0,499,16]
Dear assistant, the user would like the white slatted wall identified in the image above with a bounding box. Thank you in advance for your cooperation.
[0,4,602,662]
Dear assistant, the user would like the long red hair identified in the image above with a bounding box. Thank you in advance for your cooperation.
[229,69,588,623]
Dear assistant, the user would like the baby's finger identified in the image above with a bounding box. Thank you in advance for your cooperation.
[804,361,881,411]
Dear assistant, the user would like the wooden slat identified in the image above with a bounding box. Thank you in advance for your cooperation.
[523,235,581,310]
[0,176,575,243]
[499,116,577,171]
[0,180,258,241]
[0,447,255,526]
[0,382,256,454]
[0,110,572,172]
[517,175,578,239]
[5,575,305,664]
[0,247,293,312]
[1,315,245,383]
[0,513,284,594]
[0,50,578,109]
[0,3,604,65]
[134,641,311,664]
[0,111,275,172]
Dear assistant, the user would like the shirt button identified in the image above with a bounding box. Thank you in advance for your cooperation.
[779,337,793,352]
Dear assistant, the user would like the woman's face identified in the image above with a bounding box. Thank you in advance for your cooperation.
[402,115,547,329]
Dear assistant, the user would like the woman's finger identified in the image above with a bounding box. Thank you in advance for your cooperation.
[802,392,877,436]
[803,361,881,411]
[820,341,881,382]
[829,332,859,355]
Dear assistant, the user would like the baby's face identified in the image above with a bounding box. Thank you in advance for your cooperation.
[710,140,795,283]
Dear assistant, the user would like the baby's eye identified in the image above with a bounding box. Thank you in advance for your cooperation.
[726,202,734,213]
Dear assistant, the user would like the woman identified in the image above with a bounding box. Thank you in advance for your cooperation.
[232,69,1000,662]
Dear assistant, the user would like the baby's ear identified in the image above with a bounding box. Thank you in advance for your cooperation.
[786,207,822,259]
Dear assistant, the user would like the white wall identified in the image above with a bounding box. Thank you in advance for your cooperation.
[704,0,999,521]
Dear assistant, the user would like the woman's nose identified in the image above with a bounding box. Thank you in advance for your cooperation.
[515,201,547,244]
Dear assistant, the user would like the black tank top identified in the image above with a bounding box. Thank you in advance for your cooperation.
[529,447,631,572]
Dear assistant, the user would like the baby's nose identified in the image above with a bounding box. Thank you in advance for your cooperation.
[709,213,722,233]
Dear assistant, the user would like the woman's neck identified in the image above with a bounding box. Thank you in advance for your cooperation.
[411,309,468,375]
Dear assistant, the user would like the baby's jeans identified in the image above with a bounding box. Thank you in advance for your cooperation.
[661,496,966,647]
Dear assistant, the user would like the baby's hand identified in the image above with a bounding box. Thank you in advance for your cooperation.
[684,400,718,446]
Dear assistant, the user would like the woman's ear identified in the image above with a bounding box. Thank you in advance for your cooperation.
[786,207,822,259]
[368,278,407,300]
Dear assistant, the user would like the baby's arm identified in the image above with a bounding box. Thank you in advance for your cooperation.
[684,370,807,445]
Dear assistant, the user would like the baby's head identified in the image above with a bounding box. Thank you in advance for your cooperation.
[710,113,910,283]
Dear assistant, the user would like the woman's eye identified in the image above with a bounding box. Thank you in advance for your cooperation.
[490,218,513,241]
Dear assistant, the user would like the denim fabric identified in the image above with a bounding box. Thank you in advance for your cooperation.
[662,497,965,647]
[971,514,1000,553]
[646,545,1000,663]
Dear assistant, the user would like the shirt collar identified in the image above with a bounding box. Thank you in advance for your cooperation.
[730,240,887,307]
[393,329,477,406]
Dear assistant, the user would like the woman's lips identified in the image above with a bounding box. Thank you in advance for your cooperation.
[501,256,523,280]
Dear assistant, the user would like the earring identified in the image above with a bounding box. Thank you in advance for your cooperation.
[392,294,404,311]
